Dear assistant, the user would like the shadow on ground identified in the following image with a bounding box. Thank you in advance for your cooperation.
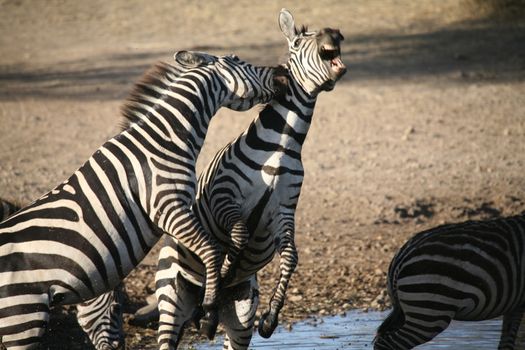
[0,19,523,101]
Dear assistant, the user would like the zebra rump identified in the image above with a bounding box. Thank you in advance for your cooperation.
[375,215,525,349]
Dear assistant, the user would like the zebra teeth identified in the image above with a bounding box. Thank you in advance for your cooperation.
[330,57,347,77]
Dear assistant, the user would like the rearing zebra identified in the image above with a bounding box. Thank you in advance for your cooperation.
[0,53,282,349]
[374,215,525,350]
[147,9,346,349]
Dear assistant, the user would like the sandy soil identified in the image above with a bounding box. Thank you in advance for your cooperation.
[1,0,524,348]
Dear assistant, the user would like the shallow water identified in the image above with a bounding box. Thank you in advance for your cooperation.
[195,310,502,349]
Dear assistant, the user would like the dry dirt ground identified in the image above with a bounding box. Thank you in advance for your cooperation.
[1,0,524,348]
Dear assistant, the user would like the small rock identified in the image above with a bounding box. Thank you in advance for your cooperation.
[402,126,415,141]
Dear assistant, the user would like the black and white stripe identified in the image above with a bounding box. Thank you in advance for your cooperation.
[0,198,126,349]
[0,52,278,350]
[150,9,346,349]
[76,285,125,350]
[375,215,525,349]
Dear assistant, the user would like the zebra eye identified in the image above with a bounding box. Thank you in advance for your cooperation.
[292,38,301,47]
[320,47,339,61]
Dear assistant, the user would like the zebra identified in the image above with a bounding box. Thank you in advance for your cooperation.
[0,198,19,221]
[374,215,525,349]
[76,286,125,350]
[0,52,284,350]
[147,9,347,349]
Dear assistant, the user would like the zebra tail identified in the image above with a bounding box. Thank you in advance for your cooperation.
[374,250,406,346]
[376,302,404,334]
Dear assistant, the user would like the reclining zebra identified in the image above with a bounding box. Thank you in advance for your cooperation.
[374,214,525,350]
[0,198,19,221]
[133,9,346,349]
[0,53,284,350]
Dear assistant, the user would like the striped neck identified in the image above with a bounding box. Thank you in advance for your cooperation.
[251,77,316,152]
[286,60,321,98]
[121,63,224,158]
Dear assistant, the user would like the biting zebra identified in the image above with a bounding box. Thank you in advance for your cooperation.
[133,9,346,349]
[0,53,284,350]
[374,215,525,349]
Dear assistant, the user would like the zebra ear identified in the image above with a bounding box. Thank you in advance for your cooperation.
[279,8,296,43]
[173,51,216,67]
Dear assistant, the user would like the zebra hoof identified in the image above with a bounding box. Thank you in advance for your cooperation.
[258,311,278,338]
[199,308,219,340]
[129,302,159,327]
[99,340,125,350]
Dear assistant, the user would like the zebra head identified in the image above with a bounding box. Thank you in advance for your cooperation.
[173,50,284,111]
[77,288,125,350]
[279,9,346,95]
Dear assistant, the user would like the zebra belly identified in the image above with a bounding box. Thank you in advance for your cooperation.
[161,225,276,289]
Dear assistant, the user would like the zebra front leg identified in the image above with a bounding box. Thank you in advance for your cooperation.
[258,230,298,338]
[76,286,125,350]
[0,294,50,349]
[498,306,525,350]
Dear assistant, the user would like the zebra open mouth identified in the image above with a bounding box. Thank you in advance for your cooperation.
[330,56,346,78]
[319,55,346,91]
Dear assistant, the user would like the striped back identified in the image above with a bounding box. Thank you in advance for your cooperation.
[391,217,525,320]
[375,215,525,349]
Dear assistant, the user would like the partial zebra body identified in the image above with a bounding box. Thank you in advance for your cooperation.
[375,215,525,350]
[0,198,126,349]
[151,9,346,350]
[0,198,19,222]
[0,53,279,350]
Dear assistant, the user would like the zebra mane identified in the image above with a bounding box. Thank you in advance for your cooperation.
[295,25,309,36]
[119,61,186,131]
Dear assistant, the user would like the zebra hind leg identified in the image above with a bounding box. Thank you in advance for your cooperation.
[156,273,200,350]
[258,230,297,339]
[498,306,525,350]
[130,293,159,327]
[76,286,125,350]
[199,307,219,340]
[219,277,259,350]
[374,304,405,349]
